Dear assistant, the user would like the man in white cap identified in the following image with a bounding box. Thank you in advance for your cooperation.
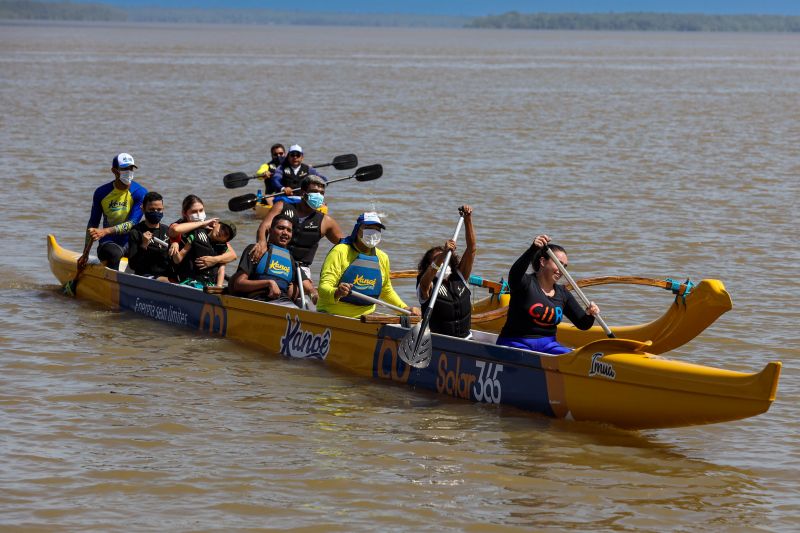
[317,212,421,318]
[269,144,327,201]
[77,152,148,271]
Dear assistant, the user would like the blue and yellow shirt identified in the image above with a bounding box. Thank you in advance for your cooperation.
[86,180,147,247]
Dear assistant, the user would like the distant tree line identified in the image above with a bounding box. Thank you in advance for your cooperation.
[0,0,126,21]
[468,12,800,32]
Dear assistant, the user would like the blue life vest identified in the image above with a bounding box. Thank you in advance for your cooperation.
[255,244,294,293]
[339,252,383,304]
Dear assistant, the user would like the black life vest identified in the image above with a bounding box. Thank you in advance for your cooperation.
[280,204,324,266]
[181,228,225,284]
[277,163,311,190]
[421,273,472,338]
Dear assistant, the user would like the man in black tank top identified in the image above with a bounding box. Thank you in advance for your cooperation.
[251,176,343,303]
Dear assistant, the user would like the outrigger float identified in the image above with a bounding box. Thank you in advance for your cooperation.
[48,235,781,430]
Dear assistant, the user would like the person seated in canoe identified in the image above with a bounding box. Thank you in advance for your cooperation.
[317,212,421,318]
[270,144,327,203]
[172,219,237,289]
[167,194,237,280]
[249,175,343,305]
[127,191,175,281]
[230,215,303,306]
[496,235,599,354]
[254,143,286,207]
[416,205,477,339]
[77,152,147,272]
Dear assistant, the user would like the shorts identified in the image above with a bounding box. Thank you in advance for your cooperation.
[496,335,571,355]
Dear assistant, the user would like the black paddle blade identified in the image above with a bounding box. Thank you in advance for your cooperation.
[223,172,254,189]
[353,164,383,182]
[331,153,358,170]
[228,193,257,212]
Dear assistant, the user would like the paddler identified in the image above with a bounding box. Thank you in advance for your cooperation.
[496,235,599,354]
[317,212,421,318]
[230,214,302,306]
[415,205,477,338]
[250,175,343,304]
[127,191,175,281]
[270,144,327,202]
[77,152,148,271]
[254,143,286,206]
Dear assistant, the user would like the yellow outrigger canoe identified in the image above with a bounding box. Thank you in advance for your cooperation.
[48,235,781,430]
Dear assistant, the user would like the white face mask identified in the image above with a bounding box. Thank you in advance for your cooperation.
[360,228,382,248]
[118,170,134,185]
[189,211,206,222]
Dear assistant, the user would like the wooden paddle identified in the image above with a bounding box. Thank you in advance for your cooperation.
[228,164,383,212]
[397,215,465,368]
[545,247,615,338]
[223,153,358,189]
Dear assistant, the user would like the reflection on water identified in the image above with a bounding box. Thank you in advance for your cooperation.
[1,23,799,530]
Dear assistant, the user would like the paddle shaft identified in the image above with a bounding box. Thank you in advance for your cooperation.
[296,263,306,310]
[348,290,411,315]
[545,248,615,338]
[262,171,372,200]
[413,216,465,352]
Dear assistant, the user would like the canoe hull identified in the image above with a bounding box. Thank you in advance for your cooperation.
[48,235,780,430]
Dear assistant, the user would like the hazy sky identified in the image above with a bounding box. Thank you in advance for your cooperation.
[109,1,800,16]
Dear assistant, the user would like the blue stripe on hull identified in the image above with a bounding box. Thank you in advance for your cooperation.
[117,274,228,336]
[373,327,555,417]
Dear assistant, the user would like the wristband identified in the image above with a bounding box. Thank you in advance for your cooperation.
[430,263,441,272]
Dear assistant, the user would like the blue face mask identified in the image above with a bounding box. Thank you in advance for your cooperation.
[305,192,324,210]
[144,211,164,224]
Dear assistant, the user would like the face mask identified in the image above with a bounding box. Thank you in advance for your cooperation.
[360,228,382,248]
[118,170,134,185]
[305,192,324,209]
[144,211,164,224]
[189,211,206,222]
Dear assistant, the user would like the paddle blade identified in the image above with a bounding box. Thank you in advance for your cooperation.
[62,279,77,297]
[228,193,257,212]
[331,153,358,170]
[398,323,432,368]
[353,164,383,182]
[223,172,253,189]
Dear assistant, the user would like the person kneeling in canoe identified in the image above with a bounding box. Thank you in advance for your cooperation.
[317,212,421,318]
[250,175,343,304]
[230,215,302,306]
[416,205,477,338]
[127,191,175,281]
[172,219,237,289]
[496,235,599,354]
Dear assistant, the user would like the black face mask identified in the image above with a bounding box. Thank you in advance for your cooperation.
[144,211,164,224]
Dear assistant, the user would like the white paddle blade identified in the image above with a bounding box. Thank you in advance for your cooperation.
[398,323,432,368]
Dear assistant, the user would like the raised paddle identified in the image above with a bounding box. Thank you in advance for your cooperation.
[222,153,358,189]
[545,247,615,338]
[227,164,383,212]
[397,214,466,368]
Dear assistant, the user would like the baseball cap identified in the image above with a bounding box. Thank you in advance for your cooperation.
[218,220,237,241]
[112,153,138,170]
[357,211,385,230]
[288,144,303,155]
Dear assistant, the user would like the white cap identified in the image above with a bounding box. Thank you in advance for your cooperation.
[288,144,303,154]
[358,211,385,229]
[112,152,137,169]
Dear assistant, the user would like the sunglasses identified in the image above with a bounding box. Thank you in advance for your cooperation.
[288,152,302,157]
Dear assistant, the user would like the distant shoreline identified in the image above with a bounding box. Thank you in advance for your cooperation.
[1,1,799,32]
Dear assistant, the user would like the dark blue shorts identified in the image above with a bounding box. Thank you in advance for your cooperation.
[496,335,571,355]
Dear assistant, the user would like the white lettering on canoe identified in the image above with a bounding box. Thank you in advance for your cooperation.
[133,297,189,326]
[589,352,616,380]
[280,314,331,360]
